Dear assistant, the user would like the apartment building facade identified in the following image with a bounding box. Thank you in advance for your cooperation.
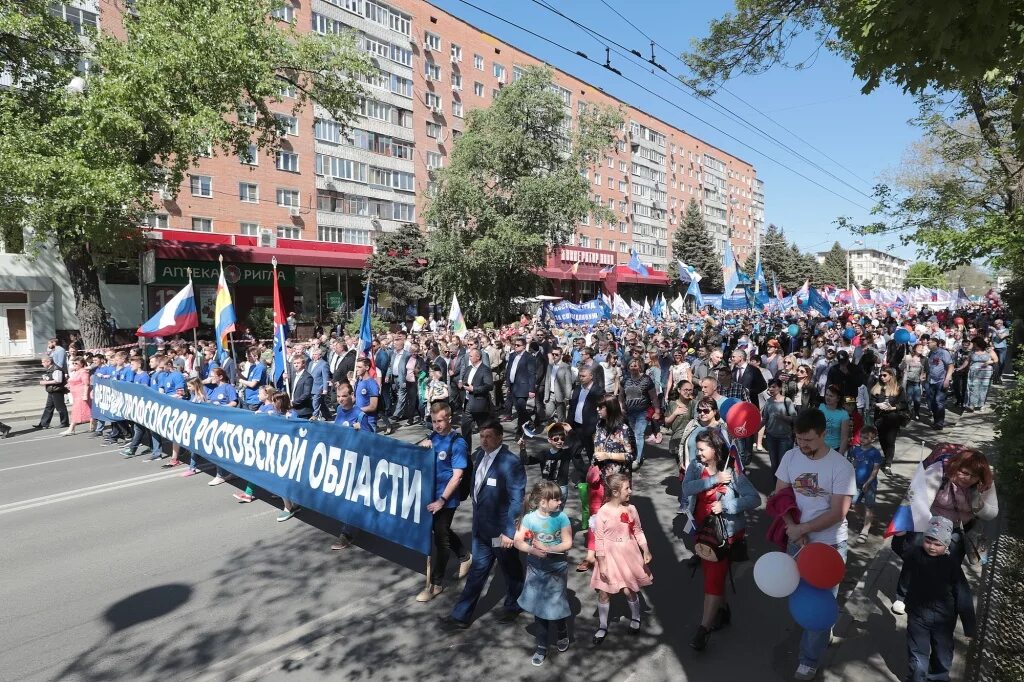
[815,248,909,290]
[0,0,763,355]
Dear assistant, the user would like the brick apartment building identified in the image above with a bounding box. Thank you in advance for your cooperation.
[0,0,764,355]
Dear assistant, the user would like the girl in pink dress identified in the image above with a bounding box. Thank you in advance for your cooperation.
[590,473,653,645]
[61,358,92,435]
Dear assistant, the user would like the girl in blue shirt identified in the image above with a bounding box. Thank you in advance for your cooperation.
[206,368,238,408]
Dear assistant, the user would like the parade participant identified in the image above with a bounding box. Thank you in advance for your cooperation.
[308,347,332,420]
[774,409,856,681]
[870,367,910,474]
[459,348,493,445]
[288,355,314,420]
[848,425,883,543]
[578,395,635,573]
[793,363,821,409]
[60,357,92,436]
[238,346,266,412]
[567,366,603,461]
[598,349,619,396]
[761,338,783,378]
[923,335,954,430]
[892,516,976,682]
[682,429,759,651]
[353,357,380,432]
[589,473,653,645]
[514,480,573,666]
[539,346,573,426]
[440,420,526,630]
[818,385,850,455]
[505,337,537,438]
[206,368,238,407]
[664,380,695,458]
[901,342,927,420]
[965,336,998,412]
[34,356,69,431]
[119,357,161,459]
[180,377,211,478]
[232,386,280,503]
[761,379,798,475]
[621,358,659,469]
[990,319,1010,383]
[951,338,972,409]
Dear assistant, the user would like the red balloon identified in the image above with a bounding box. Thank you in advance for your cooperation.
[954,317,964,326]
[725,402,761,440]
[796,543,845,589]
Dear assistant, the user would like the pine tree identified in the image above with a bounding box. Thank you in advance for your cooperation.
[363,223,428,318]
[672,199,723,292]
[818,241,848,287]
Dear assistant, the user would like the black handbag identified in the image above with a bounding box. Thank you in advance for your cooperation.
[694,512,729,562]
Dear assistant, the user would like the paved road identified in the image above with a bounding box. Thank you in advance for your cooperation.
[0,409,943,682]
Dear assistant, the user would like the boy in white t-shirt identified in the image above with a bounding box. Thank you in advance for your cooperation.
[774,408,856,681]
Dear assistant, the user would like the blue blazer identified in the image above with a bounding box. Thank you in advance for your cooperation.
[505,351,537,399]
[309,358,331,393]
[471,445,527,540]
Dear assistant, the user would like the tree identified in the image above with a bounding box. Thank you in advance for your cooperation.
[0,0,374,346]
[860,278,873,290]
[672,199,723,293]
[818,242,848,287]
[905,261,946,289]
[423,66,622,324]
[363,223,428,318]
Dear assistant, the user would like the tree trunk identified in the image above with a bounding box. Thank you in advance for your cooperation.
[62,247,113,349]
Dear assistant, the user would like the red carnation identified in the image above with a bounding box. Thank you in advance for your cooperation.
[620,511,635,536]
[524,530,534,542]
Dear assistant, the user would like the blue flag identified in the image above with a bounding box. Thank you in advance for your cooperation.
[627,249,649,277]
[686,278,705,308]
[722,242,741,295]
[799,286,832,316]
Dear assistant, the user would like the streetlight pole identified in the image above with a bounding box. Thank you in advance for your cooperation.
[847,239,864,291]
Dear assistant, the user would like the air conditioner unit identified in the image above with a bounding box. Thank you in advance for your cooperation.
[409,36,417,46]
[450,55,459,65]
[159,190,172,201]
[425,75,435,82]
[431,106,442,115]
[258,228,277,248]
[288,207,300,217]
[497,75,506,84]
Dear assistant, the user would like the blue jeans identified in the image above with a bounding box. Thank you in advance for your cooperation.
[926,383,947,426]
[905,382,922,417]
[764,434,793,475]
[995,347,1008,380]
[734,435,754,466]
[626,409,649,464]
[789,540,848,668]
[450,533,525,623]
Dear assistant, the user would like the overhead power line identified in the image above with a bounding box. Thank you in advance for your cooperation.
[451,0,872,211]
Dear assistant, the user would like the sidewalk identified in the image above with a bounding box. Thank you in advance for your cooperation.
[0,373,48,425]
[822,386,1005,681]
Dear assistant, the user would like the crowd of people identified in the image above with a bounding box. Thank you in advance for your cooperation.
[24,299,1013,680]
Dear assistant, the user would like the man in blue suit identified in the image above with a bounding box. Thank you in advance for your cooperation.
[440,420,526,630]
[308,347,332,420]
[504,337,536,438]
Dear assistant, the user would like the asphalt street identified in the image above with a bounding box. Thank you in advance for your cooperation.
[0,411,939,682]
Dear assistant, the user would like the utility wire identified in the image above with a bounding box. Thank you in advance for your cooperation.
[451,0,872,211]
[532,0,874,202]
[596,0,875,188]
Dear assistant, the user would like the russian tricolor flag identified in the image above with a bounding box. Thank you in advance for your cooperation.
[137,282,198,337]
[884,442,968,537]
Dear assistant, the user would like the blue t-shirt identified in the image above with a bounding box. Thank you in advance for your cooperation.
[819,406,850,451]
[256,403,277,414]
[521,509,570,551]
[94,365,114,380]
[208,383,238,406]
[355,378,379,421]
[115,366,134,382]
[334,404,370,432]
[243,362,266,405]
[151,370,167,391]
[160,371,185,396]
[927,348,953,384]
[132,370,151,387]
[849,445,883,488]
[429,430,469,508]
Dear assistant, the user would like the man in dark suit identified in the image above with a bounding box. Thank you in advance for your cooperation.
[329,338,355,386]
[440,420,526,630]
[731,349,767,408]
[505,337,536,437]
[289,355,314,419]
[538,346,573,426]
[386,335,410,433]
[459,349,493,445]
[568,366,604,460]
[580,347,605,393]
[447,340,467,417]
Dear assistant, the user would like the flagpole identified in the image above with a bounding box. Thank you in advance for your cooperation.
[187,267,199,352]
[218,254,238,367]
[272,256,291,399]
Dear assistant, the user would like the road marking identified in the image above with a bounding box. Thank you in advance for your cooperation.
[1,433,63,445]
[0,469,185,516]
[0,449,112,472]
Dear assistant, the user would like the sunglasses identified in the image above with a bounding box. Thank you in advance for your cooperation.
[549,435,566,442]
[697,408,713,414]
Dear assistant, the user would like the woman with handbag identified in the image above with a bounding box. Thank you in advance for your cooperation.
[869,367,910,475]
[681,428,760,651]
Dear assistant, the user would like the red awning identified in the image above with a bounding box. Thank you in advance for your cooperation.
[153,242,369,269]
[535,266,606,282]
[614,265,670,285]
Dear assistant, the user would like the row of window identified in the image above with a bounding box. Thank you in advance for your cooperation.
[314,153,415,191]
[50,3,98,36]
[315,119,416,160]
[236,183,301,208]
[317,190,414,221]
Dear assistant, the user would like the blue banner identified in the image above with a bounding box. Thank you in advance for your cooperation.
[91,378,434,554]
[546,298,609,325]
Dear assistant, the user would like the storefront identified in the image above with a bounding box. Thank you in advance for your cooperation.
[146,229,372,334]
[536,247,618,302]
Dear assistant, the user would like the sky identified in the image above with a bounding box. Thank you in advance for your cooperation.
[428,0,924,261]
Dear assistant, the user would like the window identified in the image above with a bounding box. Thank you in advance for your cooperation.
[192,217,212,232]
[579,235,589,248]
[276,189,300,207]
[190,175,212,197]
[424,32,441,51]
[277,80,297,98]
[277,225,301,239]
[390,43,412,67]
[49,4,98,35]
[393,202,415,221]
[275,151,299,172]
[451,44,462,61]
[452,100,463,117]
[620,242,628,253]
[364,0,410,36]
[238,143,258,165]
[473,54,484,70]
[493,63,506,80]
[451,73,462,89]
[319,225,372,245]
[331,0,362,14]
[142,213,168,229]
[239,183,259,203]
[391,74,413,97]
[618,180,627,192]
[424,61,441,81]
[593,173,601,185]
[369,167,414,191]
[594,239,601,249]
[607,177,614,189]
[274,113,298,136]
[492,89,499,100]
[608,239,615,250]
[425,92,441,109]
[426,151,443,169]
[271,2,295,22]
[426,121,441,138]
[240,222,260,236]
[619,221,627,233]
[314,118,345,144]
[315,154,367,182]
[473,82,484,96]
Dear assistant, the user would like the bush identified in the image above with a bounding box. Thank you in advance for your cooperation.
[246,308,273,340]
[996,349,1024,527]
[345,313,389,338]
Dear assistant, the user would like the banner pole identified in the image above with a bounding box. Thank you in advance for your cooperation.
[188,267,199,358]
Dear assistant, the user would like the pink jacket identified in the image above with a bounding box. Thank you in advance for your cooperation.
[765,487,800,550]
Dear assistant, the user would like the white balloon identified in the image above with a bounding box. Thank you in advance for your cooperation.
[753,551,801,598]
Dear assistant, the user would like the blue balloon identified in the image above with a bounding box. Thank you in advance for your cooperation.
[788,324,799,337]
[788,581,839,631]
[843,327,856,340]
[720,398,739,419]
[908,333,918,345]
[893,328,911,344]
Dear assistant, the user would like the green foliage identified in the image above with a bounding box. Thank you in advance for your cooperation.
[423,66,622,324]
[364,223,428,316]
[818,241,848,286]
[683,1,1024,145]
[672,199,723,292]
[995,351,1024,527]
[905,261,946,289]
[345,312,389,338]
[246,307,274,340]
[0,0,374,346]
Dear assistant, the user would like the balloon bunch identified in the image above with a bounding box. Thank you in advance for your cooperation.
[893,328,918,345]
[753,543,845,630]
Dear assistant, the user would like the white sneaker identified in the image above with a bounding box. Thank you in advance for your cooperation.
[891,599,906,615]
[794,664,818,680]
[207,476,226,487]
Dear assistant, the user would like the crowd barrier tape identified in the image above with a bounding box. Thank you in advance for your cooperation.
[90,377,435,555]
